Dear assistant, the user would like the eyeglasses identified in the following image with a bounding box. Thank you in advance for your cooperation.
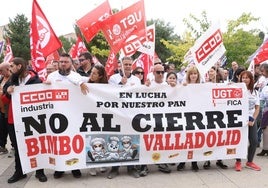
[135,71,144,75]
[155,71,164,75]
[79,59,86,62]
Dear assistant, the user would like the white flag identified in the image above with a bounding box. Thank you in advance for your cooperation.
[191,23,226,77]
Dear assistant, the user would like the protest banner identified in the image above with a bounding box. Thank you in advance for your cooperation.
[12,82,248,173]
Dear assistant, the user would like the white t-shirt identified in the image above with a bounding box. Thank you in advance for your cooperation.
[149,80,168,87]
[248,89,260,117]
[47,70,88,85]
[108,73,141,86]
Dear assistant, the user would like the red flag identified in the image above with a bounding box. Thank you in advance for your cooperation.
[31,0,62,78]
[3,38,13,62]
[254,38,268,65]
[122,23,155,57]
[76,0,112,42]
[105,50,118,79]
[101,0,146,55]
[69,36,88,59]
[68,44,76,59]
[45,50,60,64]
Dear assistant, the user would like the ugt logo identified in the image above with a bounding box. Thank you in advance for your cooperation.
[212,88,243,99]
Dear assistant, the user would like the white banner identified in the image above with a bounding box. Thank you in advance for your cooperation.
[12,82,248,173]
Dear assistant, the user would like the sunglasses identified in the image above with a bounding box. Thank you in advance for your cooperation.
[79,59,86,62]
[135,71,144,75]
[155,71,165,75]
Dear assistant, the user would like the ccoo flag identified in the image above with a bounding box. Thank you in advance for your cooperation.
[30,0,62,78]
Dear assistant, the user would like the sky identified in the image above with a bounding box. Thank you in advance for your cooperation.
[0,0,267,36]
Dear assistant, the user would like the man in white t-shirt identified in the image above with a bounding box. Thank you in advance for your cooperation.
[46,53,88,179]
[145,64,171,173]
[46,53,89,95]
[109,56,141,86]
[107,56,141,179]
[145,64,167,86]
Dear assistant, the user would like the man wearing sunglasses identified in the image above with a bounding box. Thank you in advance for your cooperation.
[144,64,171,173]
[145,64,167,87]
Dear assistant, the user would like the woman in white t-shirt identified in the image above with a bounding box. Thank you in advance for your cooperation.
[235,71,261,171]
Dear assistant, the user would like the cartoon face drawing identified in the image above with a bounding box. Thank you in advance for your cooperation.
[105,136,120,161]
[88,137,106,162]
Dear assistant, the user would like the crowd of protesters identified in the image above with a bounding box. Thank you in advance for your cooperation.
[0,52,266,184]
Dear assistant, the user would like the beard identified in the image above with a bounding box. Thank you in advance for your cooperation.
[59,67,72,76]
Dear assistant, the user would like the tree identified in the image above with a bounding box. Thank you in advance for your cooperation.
[164,11,263,69]
[147,19,179,62]
[4,14,30,60]
[182,11,211,39]
[160,11,211,69]
[223,13,262,66]
[59,35,74,53]
[161,32,195,68]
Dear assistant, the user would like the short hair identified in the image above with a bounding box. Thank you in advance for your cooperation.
[60,53,73,63]
[79,52,92,61]
[121,56,133,61]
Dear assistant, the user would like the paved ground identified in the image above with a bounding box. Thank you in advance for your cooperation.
[1,143,268,188]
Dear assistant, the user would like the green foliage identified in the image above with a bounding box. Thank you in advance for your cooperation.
[162,32,195,69]
[147,19,180,63]
[223,13,262,67]
[183,11,211,39]
[223,30,262,66]
[161,11,211,69]
[86,32,110,63]
[4,14,30,60]
[59,36,74,53]
[164,11,264,69]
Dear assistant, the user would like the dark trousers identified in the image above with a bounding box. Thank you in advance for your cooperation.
[236,122,258,162]
[8,123,22,174]
[8,123,44,175]
[0,112,9,148]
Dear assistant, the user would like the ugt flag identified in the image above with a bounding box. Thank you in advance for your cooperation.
[101,0,146,55]
[76,0,112,43]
